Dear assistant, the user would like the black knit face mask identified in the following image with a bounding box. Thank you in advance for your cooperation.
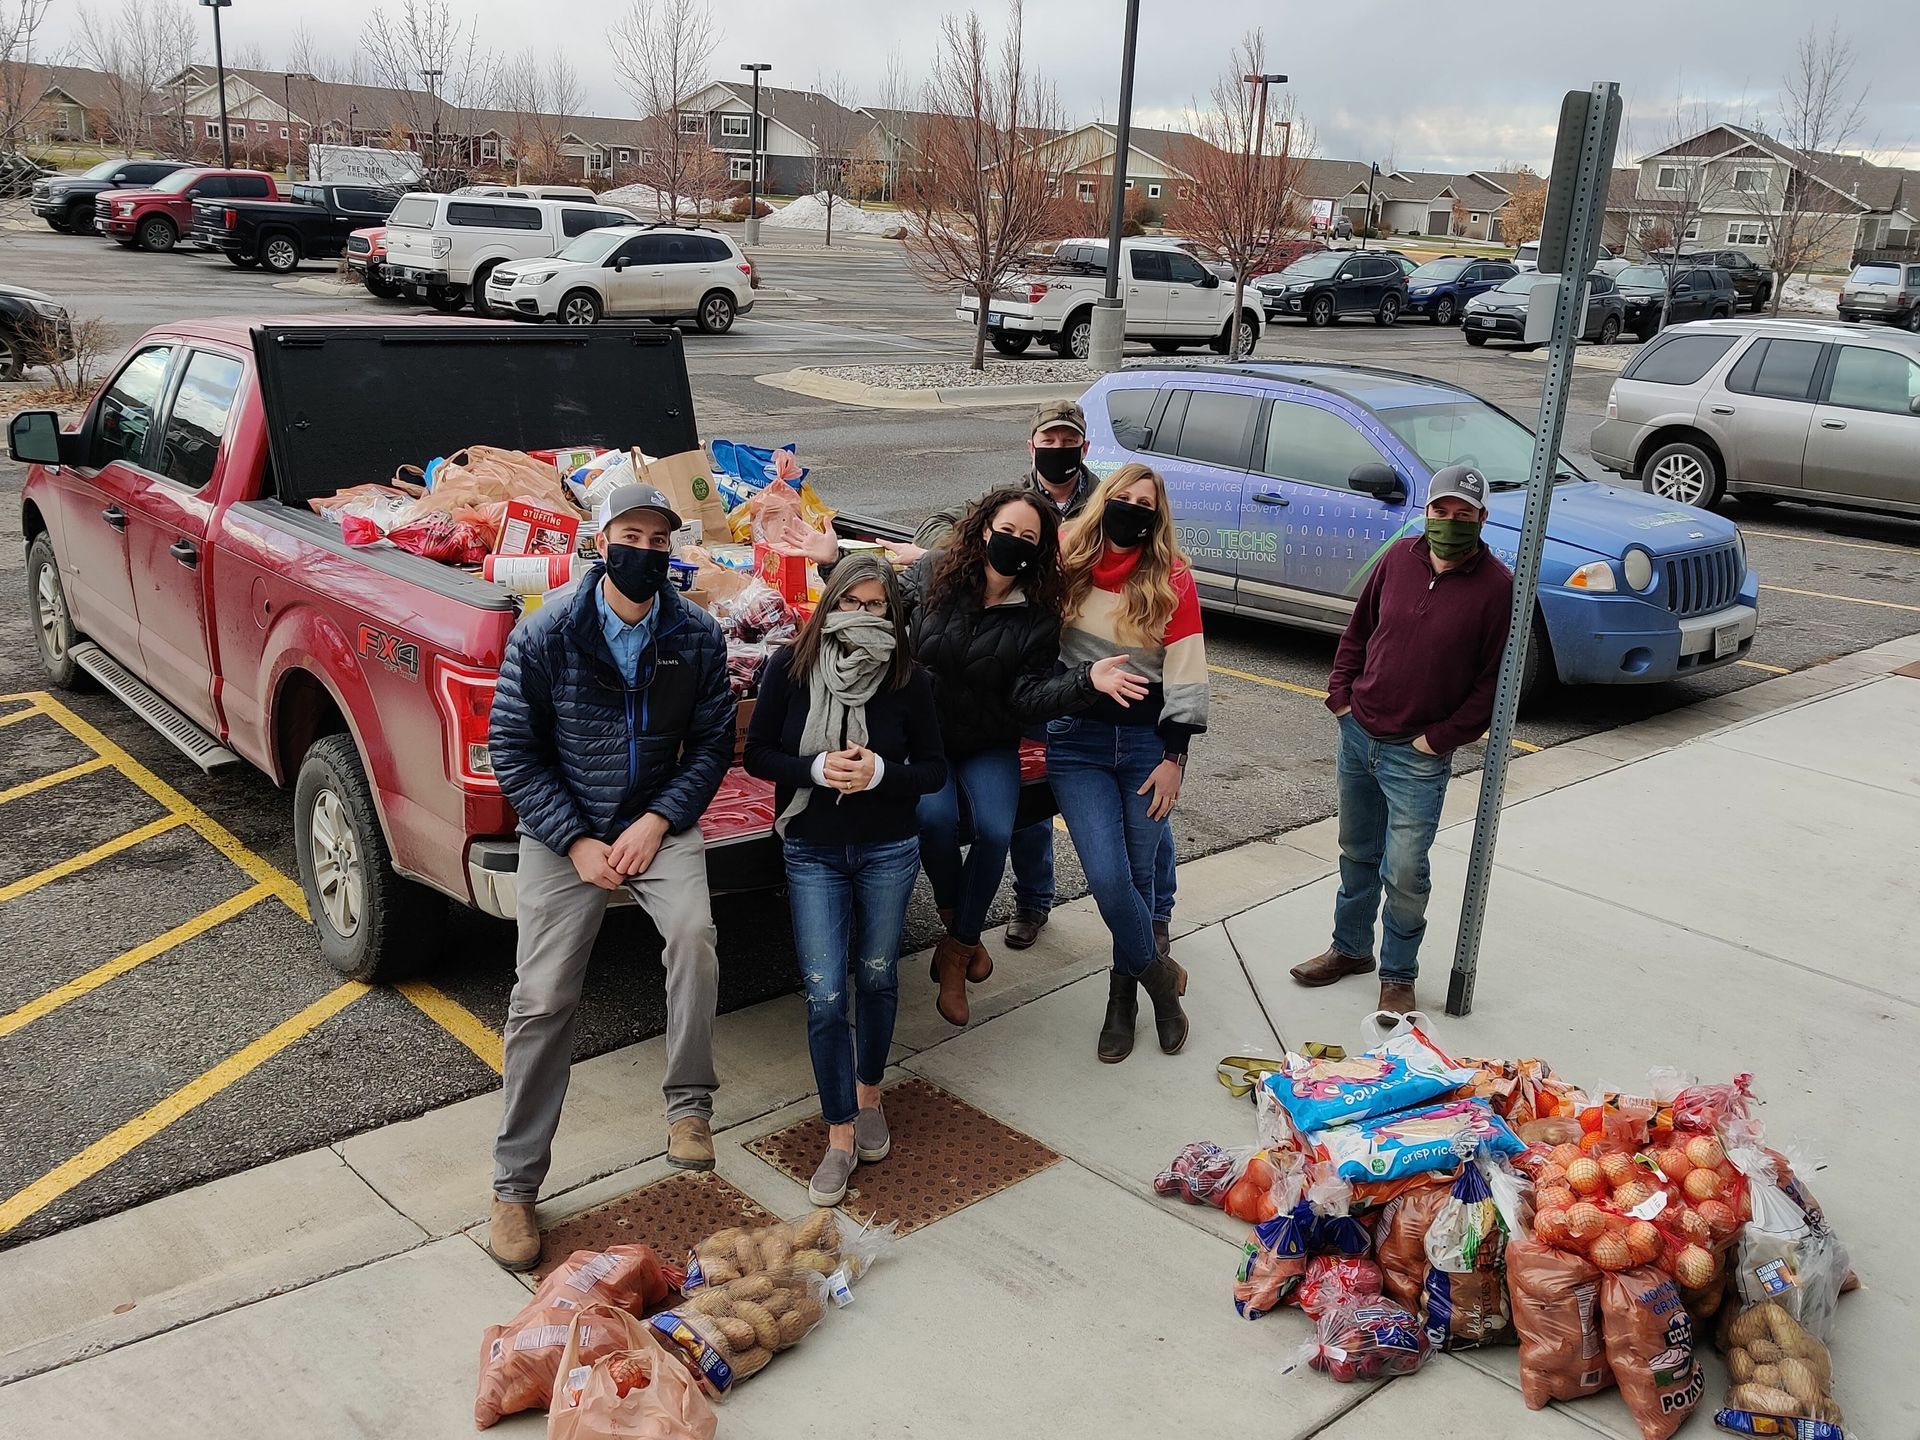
[1032,445,1082,485]
[985,530,1041,577]
[1100,499,1155,549]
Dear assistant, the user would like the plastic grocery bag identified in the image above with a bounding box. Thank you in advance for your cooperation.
[685,1212,893,1293]
[1421,1160,1512,1350]
[1296,1254,1383,1319]
[1154,1143,1300,1223]
[477,1306,621,1429]
[1601,1267,1706,1440]
[528,1245,679,1317]
[1291,1297,1431,1382]
[1716,1300,1845,1436]
[547,1304,717,1440]
[1728,1148,1851,1342]
[1232,1194,1369,1320]
[1262,1025,1476,1136]
[650,1266,833,1395]
[382,510,491,566]
[1375,1182,1453,1313]
[1310,1098,1522,1185]
[709,439,808,491]
[1508,1237,1613,1407]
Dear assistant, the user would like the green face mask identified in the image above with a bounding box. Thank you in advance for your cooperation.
[1425,515,1483,561]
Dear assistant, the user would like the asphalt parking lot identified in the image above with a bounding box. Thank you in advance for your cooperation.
[3,206,1918,1246]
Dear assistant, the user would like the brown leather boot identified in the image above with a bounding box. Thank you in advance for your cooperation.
[1137,954,1190,1054]
[1377,980,1416,1016]
[1152,918,1171,961]
[667,1115,716,1172]
[1005,908,1047,950]
[1290,946,1376,987]
[964,940,993,983]
[933,935,971,1026]
[1096,967,1139,1063]
[486,1198,541,1271]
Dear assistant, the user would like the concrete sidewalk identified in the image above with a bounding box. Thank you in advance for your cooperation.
[3,637,1916,1439]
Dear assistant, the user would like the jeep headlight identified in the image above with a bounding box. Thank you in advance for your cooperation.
[1622,548,1653,592]
[1566,560,1617,592]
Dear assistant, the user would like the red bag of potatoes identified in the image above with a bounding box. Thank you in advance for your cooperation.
[530,1244,678,1316]
[475,1305,621,1429]
[1508,1237,1613,1408]
[1601,1266,1705,1440]
[1375,1182,1452,1315]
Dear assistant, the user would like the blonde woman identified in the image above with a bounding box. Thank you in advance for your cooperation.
[1050,463,1209,1064]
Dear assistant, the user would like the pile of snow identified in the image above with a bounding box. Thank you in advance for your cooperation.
[764,192,897,236]
[597,184,728,219]
[1781,273,1841,315]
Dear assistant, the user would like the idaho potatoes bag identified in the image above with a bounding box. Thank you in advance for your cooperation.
[1508,1237,1612,1408]
[1601,1266,1706,1440]
[1376,1183,1452,1315]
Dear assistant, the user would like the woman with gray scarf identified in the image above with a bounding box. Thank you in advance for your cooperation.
[743,553,947,1205]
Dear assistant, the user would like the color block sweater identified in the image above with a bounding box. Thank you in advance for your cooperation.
[1058,547,1210,754]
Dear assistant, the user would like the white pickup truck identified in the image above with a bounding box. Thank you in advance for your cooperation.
[957,235,1262,360]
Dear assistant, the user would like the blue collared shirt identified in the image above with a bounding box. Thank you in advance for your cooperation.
[596,580,657,685]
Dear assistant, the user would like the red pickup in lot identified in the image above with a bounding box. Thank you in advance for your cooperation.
[6,320,784,981]
[96,168,277,252]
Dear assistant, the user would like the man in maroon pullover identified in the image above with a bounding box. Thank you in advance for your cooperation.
[1292,464,1513,1014]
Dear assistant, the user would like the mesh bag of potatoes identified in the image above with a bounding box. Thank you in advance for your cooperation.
[647,1266,832,1396]
[684,1209,895,1292]
[1711,1300,1844,1438]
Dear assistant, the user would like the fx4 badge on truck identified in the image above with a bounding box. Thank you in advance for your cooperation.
[356,623,420,677]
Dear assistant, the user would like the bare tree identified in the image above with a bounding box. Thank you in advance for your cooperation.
[899,1,1067,370]
[287,22,350,84]
[870,45,915,200]
[360,0,497,189]
[809,70,864,244]
[1751,24,1871,314]
[1,0,54,155]
[1170,31,1309,356]
[73,0,194,156]
[608,0,715,223]
[1500,167,1547,246]
[500,52,582,182]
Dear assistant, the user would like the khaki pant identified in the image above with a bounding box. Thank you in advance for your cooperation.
[492,827,719,1203]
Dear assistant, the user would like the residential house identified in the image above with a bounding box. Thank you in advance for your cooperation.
[655,81,877,196]
[1616,123,1920,267]
[3,63,123,145]
[1287,157,1378,232]
[1374,169,1513,241]
[1024,122,1233,212]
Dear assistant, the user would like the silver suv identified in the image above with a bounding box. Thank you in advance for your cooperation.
[1590,318,1920,515]
[1838,261,1920,330]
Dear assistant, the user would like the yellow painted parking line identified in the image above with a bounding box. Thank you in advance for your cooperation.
[1737,659,1792,675]
[1762,584,1920,614]
[0,755,111,805]
[0,705,43,729]
[28,693,310,920]
[1510,739,1542,753]
[0,981,368,1234]
[398,982,504,1074]
[1209,663,1330,699]
[1053,814,1069,832]
[0,883,275,1040]
[0,814,186,904]
[1742,530,1916,557]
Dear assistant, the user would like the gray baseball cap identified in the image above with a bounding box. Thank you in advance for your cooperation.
[1426,464,1489,512]
[595,482,681,530]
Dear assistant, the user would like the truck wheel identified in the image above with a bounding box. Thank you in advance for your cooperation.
[137,215,177,253]
[1748,291,1766,313]
[559,289,602,325]
[1641,439,1723,509]
[364,269,401,300]
[696,289,736,334]
[1464,331,1487,346]
[294,733,445,983]
[1056,309,1093,360]
[1518,613,1554,712]
[992,332,1034,355]
[1308,294,1336,327]
[0,329,19,381]
[66,203,92,233]
[26,535,87,691]
[225,251,259,268]
[427,285,467,312]
[470,262,501,316]
[260,233,302,274]
[45,214,71,233]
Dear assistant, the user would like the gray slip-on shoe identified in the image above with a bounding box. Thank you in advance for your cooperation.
[809,1145,858,1206]
[854,1107,890,1162]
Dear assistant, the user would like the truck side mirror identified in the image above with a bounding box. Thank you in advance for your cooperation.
[1910,395,1920,417]
[614,257,629,272]
[8,410,68,466]
[1200,272,1220,289]
[1348,462,1406,505]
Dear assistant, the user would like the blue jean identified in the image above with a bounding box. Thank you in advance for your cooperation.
[1010,816,1174,923]
[783,836,920,1125]
[1045,718,1168,976]
[917,746,1021,945]
[1330,713,1452,983]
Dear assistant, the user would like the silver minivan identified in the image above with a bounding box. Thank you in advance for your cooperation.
[1838,261,1920,330]
[1589,318,1920,515]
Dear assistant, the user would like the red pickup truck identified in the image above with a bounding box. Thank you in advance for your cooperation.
[6,320,797,982]
[97,168,277,253]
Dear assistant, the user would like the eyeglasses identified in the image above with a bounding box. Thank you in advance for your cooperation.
[834,596,889,615]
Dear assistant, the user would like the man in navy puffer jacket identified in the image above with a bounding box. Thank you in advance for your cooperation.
[485,483,732,1270]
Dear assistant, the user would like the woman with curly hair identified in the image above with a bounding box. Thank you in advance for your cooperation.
[905,486,1148,1027]
[1050,463,1209,1063]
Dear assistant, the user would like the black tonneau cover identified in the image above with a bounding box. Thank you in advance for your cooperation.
[248,322,700,507]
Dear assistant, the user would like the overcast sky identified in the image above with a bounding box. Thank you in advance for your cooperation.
[35,0,1919,171]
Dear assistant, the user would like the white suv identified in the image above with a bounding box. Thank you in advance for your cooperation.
[380,192,636,313]
[487,225,757,333]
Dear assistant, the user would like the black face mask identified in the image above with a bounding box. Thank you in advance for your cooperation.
[1101,499,1156,550]
[985,530,1041,578]
[1031,445,1083,486]
[604,544,670,604]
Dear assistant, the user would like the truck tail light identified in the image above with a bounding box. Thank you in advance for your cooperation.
[430,235,452,259]
[1606,387,1617,420]
[1026,282,1050,304]
[224,208,237,229]
[435,660,500,791]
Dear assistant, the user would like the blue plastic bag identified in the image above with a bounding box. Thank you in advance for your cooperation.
[1311,1099,1523,1185]
[709,440,807,489]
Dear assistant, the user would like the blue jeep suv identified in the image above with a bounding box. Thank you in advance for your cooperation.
[1083,364,1758,697]
[1404,256,1518,326]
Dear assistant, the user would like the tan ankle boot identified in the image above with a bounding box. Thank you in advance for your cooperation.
[932,935,971,1026]
[487,1198,541,1271]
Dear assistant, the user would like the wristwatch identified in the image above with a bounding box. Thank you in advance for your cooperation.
[1163,752,1188,770]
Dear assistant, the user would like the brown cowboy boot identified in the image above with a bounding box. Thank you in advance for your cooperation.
[965,940,993,984]
[933,935,971,1026]
[1137,954,1190,1054]
[1377,980,1417,1016]
[1290,946,1376,987]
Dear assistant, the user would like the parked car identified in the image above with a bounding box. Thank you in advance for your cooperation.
[345,226,396,296]
[1513,241,1619,275]
[1258,250,1409,327]
[1837,260,1920,331]
[29,158,189,233]
[1329,214,1354,241]
[1082,362,1757,697]
[454,184,600,202]
[1376,251,1420,278]
[488,224,756,332]
[1462,270,1624,347]
[190,182,402,274]
[380,192,637,313]
[95,168,277,252]
[0,283,73,380]
[1513,241,1540,272]
[1404,256,1518,325]
[1670,249,1773,311]
[1590,319,1920,516]
[1614,265,1738,340]
[956,236,1262,359]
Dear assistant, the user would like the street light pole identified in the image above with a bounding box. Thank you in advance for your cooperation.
[1089,0,1141,372]
[741,62,770,246]
[1361,160,1379,250]
[283,72,293,176]
[1235,71,1287,357]
[200,0,233,170]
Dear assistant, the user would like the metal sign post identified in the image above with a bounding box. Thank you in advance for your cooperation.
[1446,82,1621,1017]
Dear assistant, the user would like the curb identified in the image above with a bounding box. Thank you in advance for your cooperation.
[756,368,1086,411]
[272,277,363,298]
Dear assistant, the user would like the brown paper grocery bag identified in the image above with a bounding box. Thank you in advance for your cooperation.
[641,450,730,538]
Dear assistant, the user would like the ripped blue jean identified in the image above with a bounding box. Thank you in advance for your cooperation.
[782,836,920,1125]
